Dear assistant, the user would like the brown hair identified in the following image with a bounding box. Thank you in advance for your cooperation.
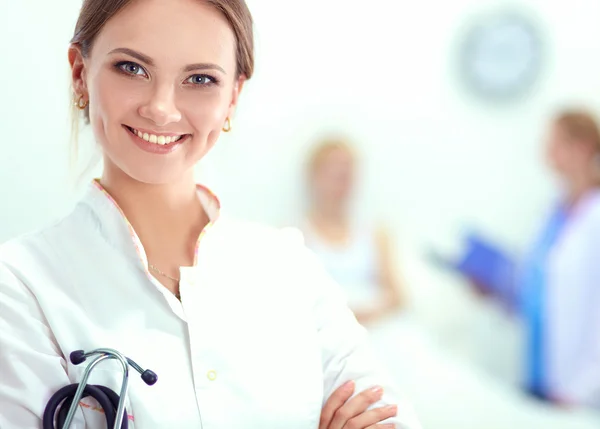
[555,109,600,153]
[69,0,254,166]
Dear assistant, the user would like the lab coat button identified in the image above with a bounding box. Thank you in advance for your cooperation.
[207,370,217,381]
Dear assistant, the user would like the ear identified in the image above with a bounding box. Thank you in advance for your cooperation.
[68,44,88,99]
[225,75,246,120]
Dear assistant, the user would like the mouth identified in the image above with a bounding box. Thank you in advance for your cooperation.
[124,125,191,146]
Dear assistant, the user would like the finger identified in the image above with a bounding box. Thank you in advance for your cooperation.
[319,381,355,429]
[345,405,398,429]
[367,424,396,429]
[329,386,383,429]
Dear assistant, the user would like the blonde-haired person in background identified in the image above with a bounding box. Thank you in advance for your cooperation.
[301,138,404,326]
[298,136,508,429]
[0,0,422,428]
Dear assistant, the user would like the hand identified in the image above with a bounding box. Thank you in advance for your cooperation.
[319,381,398,429]
[549,395,574,409]
[467,278,494,298]
[353,310,380,326]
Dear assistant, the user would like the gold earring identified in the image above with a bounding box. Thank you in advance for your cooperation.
[74,94,88,110]
[222,117,232,133]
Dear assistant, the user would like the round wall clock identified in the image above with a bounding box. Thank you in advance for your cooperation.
[458,10,544,101]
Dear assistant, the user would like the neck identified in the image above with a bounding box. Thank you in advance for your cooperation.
[309,202,348,225]
[99,161,208,265]
[308,202,353,245]
[566,171,599,207]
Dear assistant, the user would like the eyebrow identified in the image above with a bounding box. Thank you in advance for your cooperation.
[108,47,226,74]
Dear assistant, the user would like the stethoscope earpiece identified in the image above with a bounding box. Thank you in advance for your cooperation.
[69,350,87,365]
[43,348,157,429]
[141,369,158,386]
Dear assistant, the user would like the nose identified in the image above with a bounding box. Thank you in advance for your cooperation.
[138,83,182,126]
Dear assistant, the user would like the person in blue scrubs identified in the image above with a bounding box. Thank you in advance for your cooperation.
[458,109,600,408]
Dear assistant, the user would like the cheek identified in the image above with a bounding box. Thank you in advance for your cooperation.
[335,177,353,196]
[88,72,138,134]
[312,175,329,194]
[552,147,577,172]
[341,174,354,190]
[181,90,229,130]
[545,143,558,166]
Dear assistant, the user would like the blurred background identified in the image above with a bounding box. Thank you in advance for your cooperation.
[2,0,600,427]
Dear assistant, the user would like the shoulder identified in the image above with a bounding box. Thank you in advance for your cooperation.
[368,220,393,248]
[209,215,318,278]
[212,216,336,302]
[214,215,307,253]
[0,229,51,270]
[214,215,326,278]
[0,205,87,285]
[570,191,600,237]
[0,232,42,300]
[584,191,600,220]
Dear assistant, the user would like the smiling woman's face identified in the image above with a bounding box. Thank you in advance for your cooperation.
[69,0,245,184]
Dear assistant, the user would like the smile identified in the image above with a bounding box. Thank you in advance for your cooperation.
[124,125,189,146]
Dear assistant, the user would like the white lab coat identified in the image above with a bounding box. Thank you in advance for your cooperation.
[545,190,600,407]
[0,180,420,429]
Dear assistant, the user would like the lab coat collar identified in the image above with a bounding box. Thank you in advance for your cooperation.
[79,179,221,274]
[564,187,600,219]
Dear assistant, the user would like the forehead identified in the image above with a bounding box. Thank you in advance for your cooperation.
[324,148,353,164]
[315,150,354,173]
[90,0,237,69]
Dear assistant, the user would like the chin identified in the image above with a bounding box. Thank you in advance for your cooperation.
[116,162,192,186]
[100,128,209,186]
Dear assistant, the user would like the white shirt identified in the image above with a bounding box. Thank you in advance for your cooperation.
[546,190,600,407]
[302,220,379,311]
[0,180,420,429]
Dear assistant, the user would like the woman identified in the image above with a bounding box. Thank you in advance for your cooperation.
[524,109,600,408]
[301,139,404,326]
[299,138,444,387]
[460,110,600,409]
[0,1,421,428]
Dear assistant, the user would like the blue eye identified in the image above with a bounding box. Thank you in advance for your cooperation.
[186,74,216,86]
[117,61,147,76]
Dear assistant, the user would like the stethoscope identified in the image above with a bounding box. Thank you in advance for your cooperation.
[43,348,158,429]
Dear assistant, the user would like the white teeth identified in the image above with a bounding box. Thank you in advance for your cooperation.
[130,127,185,145]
